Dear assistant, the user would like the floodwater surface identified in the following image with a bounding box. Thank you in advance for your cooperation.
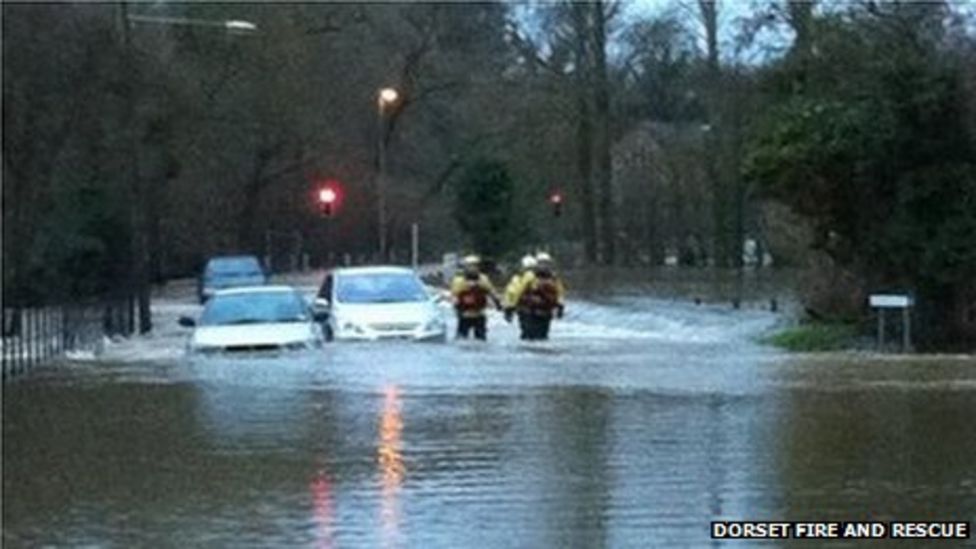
[3,278,975,548]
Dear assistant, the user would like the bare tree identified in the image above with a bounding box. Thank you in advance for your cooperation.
[590,0,617,265]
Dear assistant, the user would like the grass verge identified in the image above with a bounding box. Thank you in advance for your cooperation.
[762,322,860,352]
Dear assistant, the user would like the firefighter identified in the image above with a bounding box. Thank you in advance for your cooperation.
[504,255,538,339]
[511,252,566,340]
[449,255,501,340]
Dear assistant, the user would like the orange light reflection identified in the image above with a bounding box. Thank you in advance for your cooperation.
[378,384,405,547]
[311,469,335,549]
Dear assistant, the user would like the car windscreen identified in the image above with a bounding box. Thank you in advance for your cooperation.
[200,291,308,326]
[206,257,263,277]
[336,273,428,304]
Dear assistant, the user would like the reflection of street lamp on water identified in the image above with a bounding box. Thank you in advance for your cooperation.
[378,384,404,547]
[377,87,399,261]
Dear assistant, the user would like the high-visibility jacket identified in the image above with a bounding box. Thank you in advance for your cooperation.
[503,271,531,310]
[450,272,499,318]
[509,269,565,315]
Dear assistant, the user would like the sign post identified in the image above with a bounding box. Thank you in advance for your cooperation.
[869,294,913,353]
[411,223,419,270]
[442,253,458,284]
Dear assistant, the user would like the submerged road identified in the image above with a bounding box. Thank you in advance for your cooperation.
[4,272,975,547]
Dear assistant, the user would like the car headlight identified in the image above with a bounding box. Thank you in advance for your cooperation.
[340,322,366,335]
[423,317,446,332]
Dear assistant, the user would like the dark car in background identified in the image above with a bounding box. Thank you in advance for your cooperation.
[197,255,267,304]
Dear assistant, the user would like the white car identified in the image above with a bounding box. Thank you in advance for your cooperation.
[315,266,447,342]
[179,286,326,354]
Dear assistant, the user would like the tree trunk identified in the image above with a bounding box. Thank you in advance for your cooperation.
[571,3,598,264]
[729,77,746,270]
[787,1,815,58]
[238,138,286,256]
[698,0,731,268]
[787,1,816,93]
[591,0,615,266]
[118,1,152,334]
[238,179,263,255]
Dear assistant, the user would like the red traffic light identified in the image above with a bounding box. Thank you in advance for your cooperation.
[549,190,563,217]
[315,179,343,218]
[318,187,338,204]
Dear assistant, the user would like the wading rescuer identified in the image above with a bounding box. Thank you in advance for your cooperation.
[450,255,502,340]
[503,255,538,339]
[509,252,566,340]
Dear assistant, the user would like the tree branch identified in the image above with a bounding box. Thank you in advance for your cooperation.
[506,22,566,77]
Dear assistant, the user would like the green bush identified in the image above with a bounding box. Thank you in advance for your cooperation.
[762,323,859,352]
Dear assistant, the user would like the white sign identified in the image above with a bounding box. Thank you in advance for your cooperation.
[442,253,458,282]
[869,294,913,308]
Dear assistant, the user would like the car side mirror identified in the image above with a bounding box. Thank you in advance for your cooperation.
[178,316,196,328]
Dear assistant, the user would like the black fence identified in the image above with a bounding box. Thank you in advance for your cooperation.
[1,295,134,381]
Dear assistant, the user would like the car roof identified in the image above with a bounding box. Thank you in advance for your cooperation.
[331,266,418,277]
[207,255,260,265]
[212,285,297,297]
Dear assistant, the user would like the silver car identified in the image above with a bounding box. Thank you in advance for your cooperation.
[180,286,326,354]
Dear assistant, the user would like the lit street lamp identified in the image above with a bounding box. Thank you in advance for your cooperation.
[379,88,399,106]
[126,14,259,33]
[225,20,259,32]
[376,86,399,260]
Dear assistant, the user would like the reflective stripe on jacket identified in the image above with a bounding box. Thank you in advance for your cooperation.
[503,272,528,309]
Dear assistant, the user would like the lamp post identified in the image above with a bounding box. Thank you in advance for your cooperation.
[376,87,398,262]
[119,4,258,333]
[125,14,259,33]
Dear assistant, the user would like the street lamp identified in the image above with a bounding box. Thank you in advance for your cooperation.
[225,20,259,32]
[126,14,260,33]
[119,4,260,333]
[378,88,399,106]
[376,86,399,261]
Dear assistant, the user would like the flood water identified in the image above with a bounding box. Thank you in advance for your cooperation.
[3,275,975,547]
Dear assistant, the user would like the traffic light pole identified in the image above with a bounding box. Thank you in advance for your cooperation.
[549,191,563,258]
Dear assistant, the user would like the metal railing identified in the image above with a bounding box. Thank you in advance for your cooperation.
[1,295,134,381]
